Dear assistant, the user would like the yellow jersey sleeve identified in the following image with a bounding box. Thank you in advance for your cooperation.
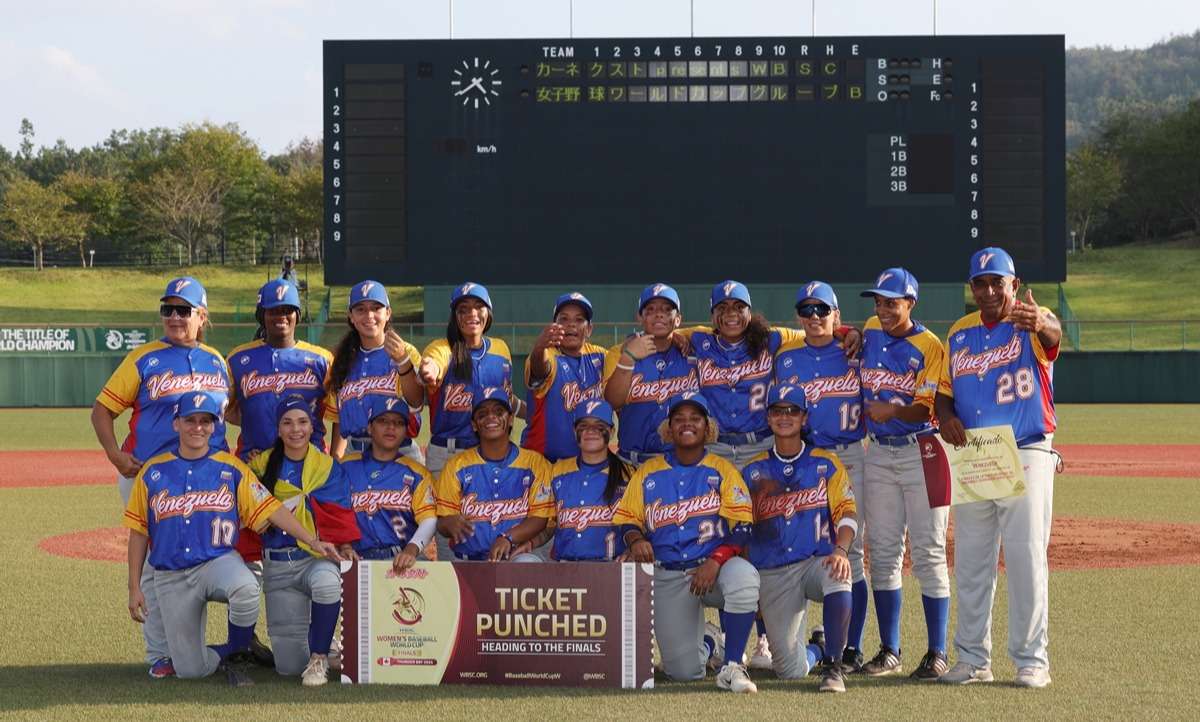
[434,454,465,515]
[814,450,857,524]
[774,326,806,344]
[613,465,650,529]
[713,456,754,524]
[526,347,560,398]
[237,476,282,533]
[602,344,625,384]
[412,467,438,523]
[912,331,945,410]
[938,313,980,398]
[524,451,555,516]
[97,348,148,413]
[422,339,452,387]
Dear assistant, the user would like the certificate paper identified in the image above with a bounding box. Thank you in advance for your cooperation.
[919,426,1027,507]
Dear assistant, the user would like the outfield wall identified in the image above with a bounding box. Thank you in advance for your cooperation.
[1,351,1197,407]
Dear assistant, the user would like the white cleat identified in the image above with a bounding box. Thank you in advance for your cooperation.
[301,654,330,687]
[939,661,995,685]
[1014,666,1051,688]
[716,662,758,694]
[747,635,773,671]
[704,622,726,673]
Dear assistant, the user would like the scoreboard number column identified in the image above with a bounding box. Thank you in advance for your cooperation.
[969,76,981,242]
[330,84,343,244]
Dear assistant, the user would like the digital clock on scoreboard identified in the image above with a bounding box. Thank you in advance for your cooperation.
[323,36,1064,285]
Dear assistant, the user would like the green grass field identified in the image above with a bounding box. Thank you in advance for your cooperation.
[1,405,1198,720]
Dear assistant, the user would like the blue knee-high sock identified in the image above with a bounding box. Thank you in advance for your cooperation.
[873,588,902,652]
[822,591,851,661]
[210,620,256,660]
[805,644,821,670]
[309,601,341,656]
[718,610,729,632]
[722,611,756,666]
[921,595,950,654]
[755,615,768,638]
[848,580,869,651]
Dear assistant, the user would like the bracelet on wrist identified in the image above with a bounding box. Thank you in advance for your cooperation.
[501,533,515,547]
[621,348,638,362]
[616,361,634,371]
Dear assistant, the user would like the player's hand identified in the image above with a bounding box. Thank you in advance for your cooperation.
[822,548,851,583]
[384,329,411,366]
[535,323,567,351]
[512,539,534,556]
[623,334,657,362]
[669,330,692,356]
[687,559,720,596]
[839,326,863,359]
[1006,289,1045,333]
[488,536,513,561]
[442,515,475,546]
[418,358,440,386]
[311,540,344,562]
[128,587,147,623]
[392,543,421,573]
[628,539,655,563]
[108,450,143,478]
[866,400,897,423]
[338,544,360,562]
[939,413,968,447]
[244,449,262,463]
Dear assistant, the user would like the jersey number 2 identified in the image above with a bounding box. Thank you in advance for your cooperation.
[996,368,1035,404]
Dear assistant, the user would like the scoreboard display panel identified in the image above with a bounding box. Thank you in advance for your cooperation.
[323,36,1065,285]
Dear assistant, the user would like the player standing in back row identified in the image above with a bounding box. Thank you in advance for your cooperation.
[936,247,1060,689]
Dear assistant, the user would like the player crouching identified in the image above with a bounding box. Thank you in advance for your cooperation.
[123,393,342,685]
[614,393,761,693]
[743,385,858,693]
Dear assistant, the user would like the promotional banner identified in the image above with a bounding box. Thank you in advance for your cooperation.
[340,561,654,688]
[0,327,151,354]
[920,426,1028,507]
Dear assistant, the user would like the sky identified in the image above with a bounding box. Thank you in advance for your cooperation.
[1,0,1196,156]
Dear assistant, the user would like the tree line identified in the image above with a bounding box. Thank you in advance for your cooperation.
[0,121,321,269]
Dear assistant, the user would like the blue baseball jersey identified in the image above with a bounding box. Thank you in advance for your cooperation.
[423,337,513,446]
[227,339,334,459]
[940,310,1058,446]
[329,344,421,442]
[97,339,231,462]
[123,450,280,570]
[434,444,552,560]
[614,451,754,566]
[522,344,607,462]
[683,327,800,435]
[859,317,944,437]
[742,445,856,570]
[341,450,437,554]
[774,338,866,447]
[531,457,628,561]
[602,343,699,455]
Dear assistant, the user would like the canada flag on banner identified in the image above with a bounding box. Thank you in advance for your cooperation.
[918,434,952,509]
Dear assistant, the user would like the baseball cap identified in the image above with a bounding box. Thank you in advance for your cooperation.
[367,395,410,425]
[711,280,752,311]
[860,267,919,301]
[553,292,593,321]
[796,281,839,310]
[175,391,222,419]
[767,384,809,412]
[161,276,208,309]
[668,391,710,418]
[968,247,1017,280]
[349,280,390,310]
[573,399,615,427]
[472,385,512,413]
[257,279,301,310]
[275,394,314,425]
[451,282,493,310]
[638,283,681,313]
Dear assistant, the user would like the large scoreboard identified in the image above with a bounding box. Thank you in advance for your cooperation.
[323,36,1065,285]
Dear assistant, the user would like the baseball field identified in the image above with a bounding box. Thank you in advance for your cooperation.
[1,404,1197,720]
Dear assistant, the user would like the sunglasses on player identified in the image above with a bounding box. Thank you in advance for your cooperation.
[796,303,832,319]
[160,304,194,318]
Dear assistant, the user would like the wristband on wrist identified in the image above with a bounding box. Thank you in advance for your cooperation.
[837,325,854,337]
[709,545,737,566]
[616,361,634,371]
[501,533,515,547]
[621,348,638,362]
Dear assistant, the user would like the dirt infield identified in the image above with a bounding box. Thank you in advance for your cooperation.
[1056,444,1200,478]
[0,450,113,487]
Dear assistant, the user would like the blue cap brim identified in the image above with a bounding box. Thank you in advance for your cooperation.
[860,289,906,299]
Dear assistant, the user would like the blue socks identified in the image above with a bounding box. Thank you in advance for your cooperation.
[805,643,821,670]
[755,615,768,637]
[210,620,256,660]
[848,579,869,651]
[309,601,341,656]
[721,610,756,666]
[873,588,902,652]
[922,595,950,654]
[822,591,851,661]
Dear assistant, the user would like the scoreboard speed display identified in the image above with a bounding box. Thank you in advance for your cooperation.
[323,36,1065,285]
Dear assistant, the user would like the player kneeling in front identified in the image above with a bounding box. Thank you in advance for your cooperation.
[124,393,342,685]
[614,393,760,693]
[743,385,858,693]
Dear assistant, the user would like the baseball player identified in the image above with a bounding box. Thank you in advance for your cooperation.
[248,396,361,686]
[327,280,424,462]
[343,396,439,572]
[491,399,632,562]
[92,275,231,678]
[435,387,553,562]
[858,268,951,680]
[227,279,336,460]
[743,384,858,693]
[935,247,1060,688]
[521,292,608,462]
[614,392,760,693]
[603,284,699,466]
[774,281,870,672]
[123,392,341,685]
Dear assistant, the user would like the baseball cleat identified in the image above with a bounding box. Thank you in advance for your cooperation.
[939,661,994,685]
[910,650,949,681]
[862,646,902,676]
[817,659,847,693]
[841,647,865,674]
[148,657,175,679]
[302,654,330,687]
[249,633,275,668]
[219,660,254,687]
[747,635,773,671]
[716,662,758,694]
[326,635,343,672]
[1014,666,1051,689]
[704,622,726,674]
[807,626,826,651]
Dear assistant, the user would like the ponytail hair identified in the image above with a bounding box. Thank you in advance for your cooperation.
[258,438,287,495]
[604,450,632,505]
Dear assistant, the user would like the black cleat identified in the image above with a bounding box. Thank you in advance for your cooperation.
[910,650,949,681]
[219,660,255,687]
[841,647,865,674]
[862,646,902,677]
[817,659,847,693]
[249,634,275,668]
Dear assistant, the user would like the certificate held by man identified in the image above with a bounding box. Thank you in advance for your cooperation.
[919,425,1027,508]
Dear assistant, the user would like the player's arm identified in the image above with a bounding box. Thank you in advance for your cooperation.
[822,458,858,582]
[418,340,451,389]
[91,402,142,478]
[527,324,565,386]
[388,337,425,409]
[866,337,942,425]
[935,391,967,446]
[603,337,655,410]
[264,506,343,561]
[127,530,150,622]
[690,466,755,595]
[614,472,653,562]
[1006,289,1062,352]
[434,463,474,545]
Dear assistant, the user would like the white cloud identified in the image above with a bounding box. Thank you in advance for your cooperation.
[39,45,117,100]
